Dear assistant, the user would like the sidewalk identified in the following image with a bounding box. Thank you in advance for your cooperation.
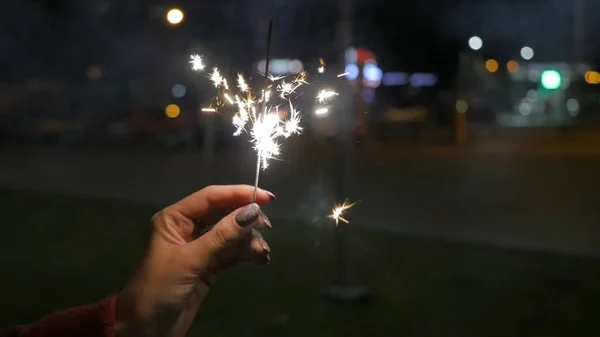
[369,126,600,157]
[2,143,600,257]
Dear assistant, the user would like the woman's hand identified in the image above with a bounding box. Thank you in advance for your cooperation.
[115,185,275,337]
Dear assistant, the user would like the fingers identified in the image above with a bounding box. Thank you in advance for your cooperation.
[226,229,271,264]
[170,185,275,220]
[249,229,271,264]
[192,203,270,256]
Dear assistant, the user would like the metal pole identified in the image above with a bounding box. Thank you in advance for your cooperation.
[454,52,468,144]
[570,0,584,128]
[202,110,215,179]
[323,0,368,301]
[574,0,584,65]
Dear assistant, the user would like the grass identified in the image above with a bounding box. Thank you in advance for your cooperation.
[1,188,600,337]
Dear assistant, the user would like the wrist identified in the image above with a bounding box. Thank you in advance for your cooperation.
[114,293,134,337]
[201,273,217,288]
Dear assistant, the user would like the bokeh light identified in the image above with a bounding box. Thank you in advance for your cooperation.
[345,47,358,64]
[166,8,184,25]
[468,36,483,51]
[363,64,383,82]
[362,89,376,103]
[456,100,468,113]
[520,46,534,60]
[541,70,561,90]
[528,69,541,82]
[526,89,538,100]
[363,64,382,87]
[566,98,580,116]
[485,59,499,73]
[507,60,519,73]
[87,66,103,80]
[171,84,187,98]
[409,73,438,87]
[585,71,600,84]
[289,59,304,74]
[345,64,359,81]
[165,104,181,118]
[382,72,408,86]
[519,100,532,115]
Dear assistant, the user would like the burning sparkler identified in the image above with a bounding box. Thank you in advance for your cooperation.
[188,39,341,203]
[188,51,307,197]
[328,200,357,226]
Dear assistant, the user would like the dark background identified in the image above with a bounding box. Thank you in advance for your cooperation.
[2,1,600,336]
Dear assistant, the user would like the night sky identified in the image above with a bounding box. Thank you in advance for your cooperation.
[0,0,597,82]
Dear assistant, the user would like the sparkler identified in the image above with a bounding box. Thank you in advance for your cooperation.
[189,21,314,201]
[328,200,357,226]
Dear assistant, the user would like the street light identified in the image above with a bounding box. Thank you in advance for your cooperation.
[485,59,499,73]
[520,46,534,60]
[166,8,184,25]
[541,70,562,90]
[468,36,483,51]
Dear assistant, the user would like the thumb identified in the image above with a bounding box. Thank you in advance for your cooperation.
[193,203,263,256]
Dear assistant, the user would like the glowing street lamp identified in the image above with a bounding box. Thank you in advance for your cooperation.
[541,70,561,90]
[166,8,184,25]
[520,46,534,60]
[468,36,483,51]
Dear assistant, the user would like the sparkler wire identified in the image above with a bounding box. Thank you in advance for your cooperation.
[253,19,274,202]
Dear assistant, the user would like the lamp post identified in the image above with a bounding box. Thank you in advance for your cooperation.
[323,0,369,301]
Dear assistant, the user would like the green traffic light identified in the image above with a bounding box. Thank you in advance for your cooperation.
[541,70,561,90]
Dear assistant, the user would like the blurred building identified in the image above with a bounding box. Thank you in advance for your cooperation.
[457,52,600,128]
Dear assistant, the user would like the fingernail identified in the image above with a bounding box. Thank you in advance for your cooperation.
[258,236,271,253]
[265,190,276,200]
[260,212,272,229]
[235,203,261,228]
[264,254,271,263]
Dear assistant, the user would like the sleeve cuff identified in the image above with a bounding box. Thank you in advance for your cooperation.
[5,295,118,337]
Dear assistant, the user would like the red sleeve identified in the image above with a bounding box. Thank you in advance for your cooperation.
[4,295,118,337]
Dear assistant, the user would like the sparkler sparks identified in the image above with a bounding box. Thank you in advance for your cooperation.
[328,200,357,226]
[318,58,326,73]
[189,51,342,204]
[189,54,307,171]
[315,107,329,115]
[189,54,205,71]
[210,68,224,87]
[316,89,339,103]
[237,74,249,92]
